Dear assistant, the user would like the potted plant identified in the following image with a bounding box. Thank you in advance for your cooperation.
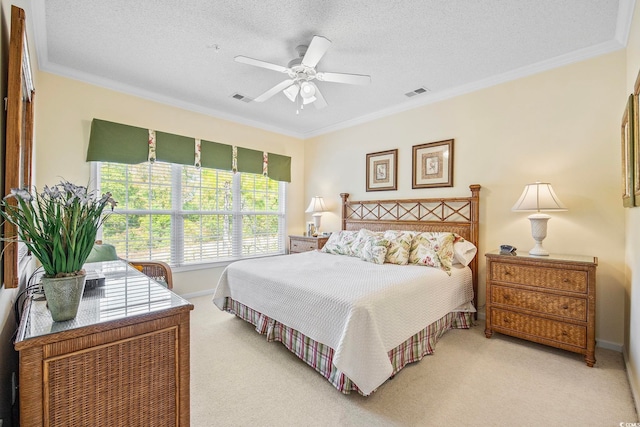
[0,180,116,321]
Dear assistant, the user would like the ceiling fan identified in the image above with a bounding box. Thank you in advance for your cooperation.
[235,35,371,110]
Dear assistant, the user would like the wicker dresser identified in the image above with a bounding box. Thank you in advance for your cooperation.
[484,250,597,366]
[14,260,193,426]
[289,235,329,253]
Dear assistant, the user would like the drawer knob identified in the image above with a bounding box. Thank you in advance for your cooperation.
[562,330,568,336]
[503,317,511,324]
[562,278,570,283]
[503,294,510,300]
[562,304,569,310]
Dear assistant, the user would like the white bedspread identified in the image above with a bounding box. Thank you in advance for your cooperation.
[212,251,473,395]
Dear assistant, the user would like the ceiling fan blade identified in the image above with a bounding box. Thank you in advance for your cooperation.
[235,56,289,74]
[301,36,332,68]
[310,83,327,109]
[254,79,295,102]
[316,71,371,85]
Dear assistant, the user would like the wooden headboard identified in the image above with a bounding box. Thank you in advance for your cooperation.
[340,184,481,311]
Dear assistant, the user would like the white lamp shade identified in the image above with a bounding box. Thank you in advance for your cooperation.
[512,182,567,212]
[283,84,300,102]
[305,196,327,213]
[300,81,316,97]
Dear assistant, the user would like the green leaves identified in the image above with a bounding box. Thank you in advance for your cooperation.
[0,181,117,277]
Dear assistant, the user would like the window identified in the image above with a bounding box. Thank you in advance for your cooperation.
[95,161,286,267]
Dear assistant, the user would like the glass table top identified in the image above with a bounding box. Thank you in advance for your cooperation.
[16,260,192,342]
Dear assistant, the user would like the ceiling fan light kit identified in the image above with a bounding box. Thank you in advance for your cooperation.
[235,35,371,111]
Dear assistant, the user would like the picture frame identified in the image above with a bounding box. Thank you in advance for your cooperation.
[366,149,397,192]
[634,69,640,206]
[306,222,316,237]
[622,93,635,208]
[3,6,35,288]
[412,139,454,189]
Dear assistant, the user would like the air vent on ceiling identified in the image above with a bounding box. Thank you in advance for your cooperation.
[404,87,430,98]
[231,93,253,103]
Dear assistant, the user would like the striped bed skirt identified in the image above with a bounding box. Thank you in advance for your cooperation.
[222,297,473,395]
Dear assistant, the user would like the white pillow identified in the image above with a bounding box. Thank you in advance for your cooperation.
[453,236,477,266]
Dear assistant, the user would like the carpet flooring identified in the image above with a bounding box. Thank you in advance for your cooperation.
[188,295,638,426]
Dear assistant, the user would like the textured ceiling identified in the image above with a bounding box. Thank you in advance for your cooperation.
[30,0,632,138]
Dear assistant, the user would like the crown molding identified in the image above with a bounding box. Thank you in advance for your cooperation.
[29,0,632,141]
[616,0,636,46]
[302,39,625,139]
[39,62,306,139]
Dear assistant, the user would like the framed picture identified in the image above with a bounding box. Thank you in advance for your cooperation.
[306,222,316,237]
[634,70,640,206]
[366,149,397,191]
[412,139,454,189]
[622,94,635,208]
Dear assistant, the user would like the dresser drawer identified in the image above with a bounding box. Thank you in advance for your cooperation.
[491,308,586,348]
[490,262,588,293]
[491,285,587,321]
[290,240,318,253]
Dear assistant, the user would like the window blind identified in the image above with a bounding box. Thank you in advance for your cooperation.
[98,161,285,267]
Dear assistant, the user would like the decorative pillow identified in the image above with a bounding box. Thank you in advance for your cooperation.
[86,243,119,263]
[452,235,477,266]
[321,230,358,255]
[383,230,414,265]
[350,229,383,258]
[408,232,456,274]
[359,236,389,264]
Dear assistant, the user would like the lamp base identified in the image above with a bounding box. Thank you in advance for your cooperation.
[528,242,549,256]
[312,213,322,237]
[528,213,551,256]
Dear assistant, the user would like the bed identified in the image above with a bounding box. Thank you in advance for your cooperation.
[212,185,481,395]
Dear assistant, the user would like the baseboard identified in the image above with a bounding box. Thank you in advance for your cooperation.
[623,349,640,420]
[597,339,623,352]
[181,289,215,299]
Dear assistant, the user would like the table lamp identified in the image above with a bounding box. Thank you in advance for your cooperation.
[512,182,567,256]
[305,196,327,236]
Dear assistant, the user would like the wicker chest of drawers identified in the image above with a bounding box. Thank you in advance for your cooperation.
[484,250,597,366]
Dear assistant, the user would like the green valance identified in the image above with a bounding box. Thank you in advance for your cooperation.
[267,153,291,182]
[86,118,292,182]
[86,119,149,164]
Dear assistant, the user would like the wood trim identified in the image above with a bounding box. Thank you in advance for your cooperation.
[3,5,35,288]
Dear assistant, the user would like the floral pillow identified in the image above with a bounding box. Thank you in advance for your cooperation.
[359,235,389,264]
[408,232,456,274]
[350,229,383,258]
[321,230,358,255]
[383,230,414,265]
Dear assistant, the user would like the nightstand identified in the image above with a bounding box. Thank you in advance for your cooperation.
[289,235,329,253]
[485,250,597,366]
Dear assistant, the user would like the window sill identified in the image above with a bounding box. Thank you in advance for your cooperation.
[172,252,287,273]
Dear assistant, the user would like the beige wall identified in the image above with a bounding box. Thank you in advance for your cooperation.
[306,51,626,347]
[625,0,640,411]
[34,72,305,295]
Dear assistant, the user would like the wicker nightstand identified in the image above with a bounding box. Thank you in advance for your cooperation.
[289,235,329,253]
[484,250,597,366]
